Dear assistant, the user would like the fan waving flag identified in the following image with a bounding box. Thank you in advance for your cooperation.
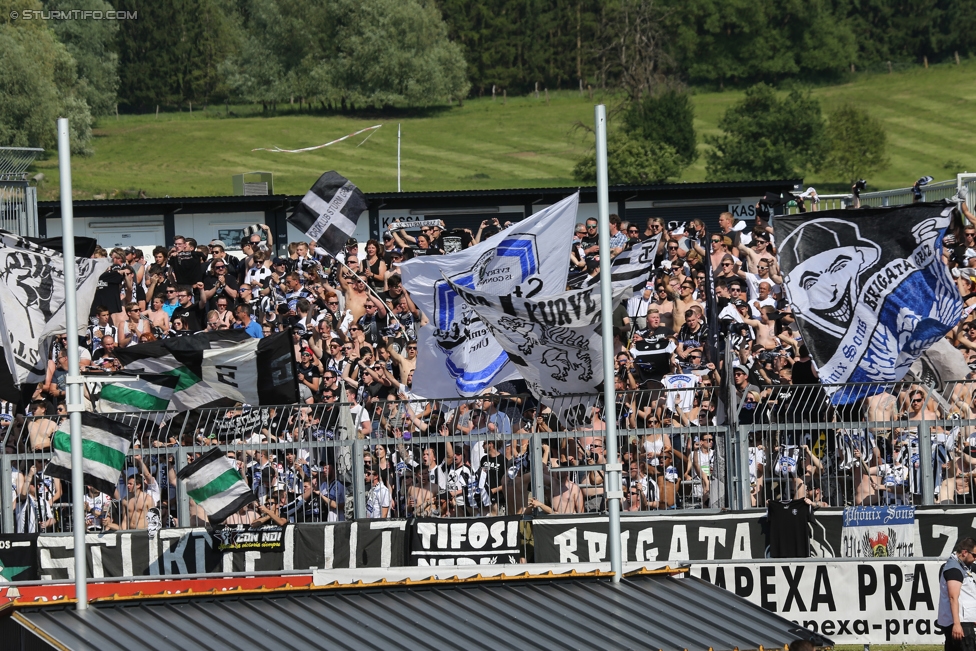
[45,412,132,495]
[177,446,255,523]
[287,171,368,256]
[775,203,963,403]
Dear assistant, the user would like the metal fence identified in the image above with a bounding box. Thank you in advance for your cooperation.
[785,173,976,215]
[0,182,38,237]
[4,381,976,534]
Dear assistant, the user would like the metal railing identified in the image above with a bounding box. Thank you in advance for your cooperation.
[0,182,38,237]
[785,173,976,215]
[7,380,976,534]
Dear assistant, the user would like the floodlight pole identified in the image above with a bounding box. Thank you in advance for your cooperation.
[397,124,401,193]
[595,105,622,583]
[57,118,87,610]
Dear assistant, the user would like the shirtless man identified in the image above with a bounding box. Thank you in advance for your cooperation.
[528,473,582,514]
[143,295,171,332]
[121,473,155,530]
[27,401,58,451]
[404,472,435,517]
[339,259,370,321]
[387,339,418,383]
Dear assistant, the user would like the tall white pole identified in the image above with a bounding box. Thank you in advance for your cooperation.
[594,105,622,583]
[397,123,401,193]
[57,118,87,609]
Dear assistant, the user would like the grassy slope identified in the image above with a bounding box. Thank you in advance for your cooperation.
[33,60,976,199]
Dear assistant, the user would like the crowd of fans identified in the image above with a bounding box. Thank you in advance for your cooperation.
[8,200,976,533]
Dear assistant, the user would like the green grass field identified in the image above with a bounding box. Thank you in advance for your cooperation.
[31,59,976,200]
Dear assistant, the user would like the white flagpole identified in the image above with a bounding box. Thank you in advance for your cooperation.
[397,123,401,193]
[594,105,622,583]
[57,117,87,610]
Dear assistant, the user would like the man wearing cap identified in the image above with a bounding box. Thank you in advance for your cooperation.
[732,364,759,409]
[382,232,400,265]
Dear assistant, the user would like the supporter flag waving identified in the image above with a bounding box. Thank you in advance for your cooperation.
[585,237,662,297]
[45,412,132,495]
[177,446,255,523]
[0,231,109,385]
[401,192,579,397]
[775,203,963,403]
[114,330,299,407]
[97,373,181,422]
[287,171,369,256]
[445,277,628,426]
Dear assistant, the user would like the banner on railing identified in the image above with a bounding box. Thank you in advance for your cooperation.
[0,533,37,582]
[533,513,767,563]
[36,522,407,579]
[214,525,286,552]
[409,516,524,566]
[841,506,915,557]
[690,559,941,645]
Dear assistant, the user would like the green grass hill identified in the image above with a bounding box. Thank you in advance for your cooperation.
[32,59,976,200]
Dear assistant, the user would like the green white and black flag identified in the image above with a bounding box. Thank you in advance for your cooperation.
[97,373,180,420]
[45,412,132,495]
[287,171,369,256]
[177,446,255,523]
[114,330,298,407]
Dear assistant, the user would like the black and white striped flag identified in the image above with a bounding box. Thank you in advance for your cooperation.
[287,171,368,256]
[586,237,661,296]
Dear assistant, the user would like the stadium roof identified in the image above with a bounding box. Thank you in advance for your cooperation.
[37,179,800,216]
[1,566,829,651]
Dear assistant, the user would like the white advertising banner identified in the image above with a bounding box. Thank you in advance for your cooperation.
[690,559,943,646]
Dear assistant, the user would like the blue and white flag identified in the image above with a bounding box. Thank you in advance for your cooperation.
[401,193,579,397]
[445,278,628,426]
[775,203,963,403]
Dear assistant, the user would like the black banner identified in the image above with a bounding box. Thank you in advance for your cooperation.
[534,513,767,563]
[291,521,407,569]
[36,522,408,579]
[774,203,961,396]
[409,516,525,566]
[0,533,37,582]
[214,525,286,552]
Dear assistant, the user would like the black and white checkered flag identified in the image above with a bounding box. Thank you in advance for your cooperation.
[287,171,368,256]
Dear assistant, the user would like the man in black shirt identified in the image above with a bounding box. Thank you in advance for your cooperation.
[170,236,206,285]
[630,308,676,382]
[202,260,240,312]
[479,440,507,510]
[676,309,707,363]
[171,285,204,332]
[580,217,600,269]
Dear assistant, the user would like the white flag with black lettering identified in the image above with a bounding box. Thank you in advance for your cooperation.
[0,243,108,384]
[445,278,628,425]
[401,193,579,397]
[287,171,369,256]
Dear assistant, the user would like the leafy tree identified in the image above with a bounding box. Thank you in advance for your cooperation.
[114,0,237,110]
[44,0,119,116]
[573,133,682,185]
[705,83,828,181]
[822,103,889,184]
[0,0,93,154]
[223,0,468,109]
[624,88,697,168]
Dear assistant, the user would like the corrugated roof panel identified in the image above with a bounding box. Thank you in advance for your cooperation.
[10,573,827,651]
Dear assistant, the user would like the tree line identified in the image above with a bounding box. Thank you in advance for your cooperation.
[0,0,957,158]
